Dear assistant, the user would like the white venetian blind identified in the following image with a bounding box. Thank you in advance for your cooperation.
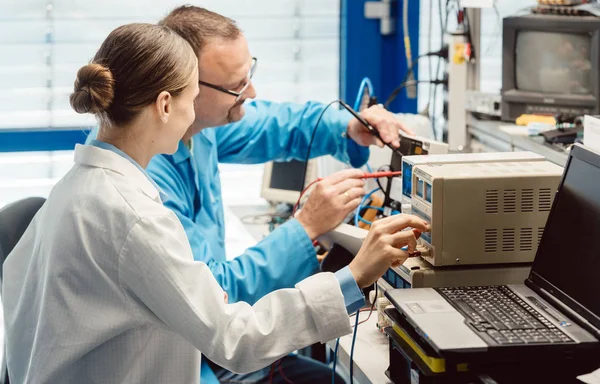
[0,0,341,207]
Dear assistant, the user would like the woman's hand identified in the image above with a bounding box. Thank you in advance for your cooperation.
[348,215,430,288]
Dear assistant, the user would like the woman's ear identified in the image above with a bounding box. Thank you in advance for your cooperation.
[155,91,172,123]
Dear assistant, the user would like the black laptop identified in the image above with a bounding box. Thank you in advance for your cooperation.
[385,144,600,360]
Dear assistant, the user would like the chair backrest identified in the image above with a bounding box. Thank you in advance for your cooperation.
[0,197,46,278]
[0,196,46,384]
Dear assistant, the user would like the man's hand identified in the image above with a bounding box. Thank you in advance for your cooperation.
[349,214,430,288]
[295,169,366,240]
[346,104,415,148]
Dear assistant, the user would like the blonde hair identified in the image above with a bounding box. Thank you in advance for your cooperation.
[70,23,197,126]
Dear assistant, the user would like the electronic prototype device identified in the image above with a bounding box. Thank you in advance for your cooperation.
[261,159,318,204]
[381,257,532,290]
[502,15,600,121]
[386,151,546,213]
[411,160,563,266]
[382,133,448,210]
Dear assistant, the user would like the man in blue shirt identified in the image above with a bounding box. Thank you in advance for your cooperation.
[148,6,414,384]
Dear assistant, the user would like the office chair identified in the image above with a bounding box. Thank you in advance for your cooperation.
[0,196,46,384]
[0,197,46,279]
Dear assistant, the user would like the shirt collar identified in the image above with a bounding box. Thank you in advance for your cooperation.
[83,140,168,202]
[172,139,192,164]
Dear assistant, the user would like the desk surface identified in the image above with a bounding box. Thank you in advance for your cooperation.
[467,115,570,167]
[327,312,392,384]
[228,203,275,241]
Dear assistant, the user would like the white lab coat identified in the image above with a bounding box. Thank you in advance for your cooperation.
[2,144,352,384]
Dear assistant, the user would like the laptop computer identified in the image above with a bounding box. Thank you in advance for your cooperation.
[385,144,600,359]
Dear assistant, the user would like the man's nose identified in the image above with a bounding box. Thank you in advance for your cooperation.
[245,81,257,99]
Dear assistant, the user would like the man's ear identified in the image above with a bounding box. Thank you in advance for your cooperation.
[155,91,172,123]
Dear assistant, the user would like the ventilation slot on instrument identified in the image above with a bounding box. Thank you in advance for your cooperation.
[521,189,534,213]
[539,188,553,212]
[503,189,516,213]
[486,190,499,214]
[520,228,533,251]
[502,229,516,252]
[538,227,545,246]
[485,229,498,253]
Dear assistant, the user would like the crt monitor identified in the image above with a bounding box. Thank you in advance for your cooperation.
[260,159,318,204]
[501,15,600,121]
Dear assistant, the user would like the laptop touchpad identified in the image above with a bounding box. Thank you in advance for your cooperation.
[407,300,456,314]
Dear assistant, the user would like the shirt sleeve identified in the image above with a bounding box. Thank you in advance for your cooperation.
[214,100,369,168]
[334,266,366,315]
[118,213,352,374]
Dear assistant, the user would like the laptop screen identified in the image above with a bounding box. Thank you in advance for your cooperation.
[531,145,600,329]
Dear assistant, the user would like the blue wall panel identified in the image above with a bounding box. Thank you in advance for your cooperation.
[340,0,420,114]
[0,129,90,153]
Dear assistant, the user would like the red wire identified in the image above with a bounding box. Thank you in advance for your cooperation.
[360,170,402,179]
[268,361,276,384]
[293,178,322,214]
[352,308,375,328]
[292,171,401,214]
[277,359,294,384]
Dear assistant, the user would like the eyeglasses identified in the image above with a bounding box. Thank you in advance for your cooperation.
[198,57,257,102]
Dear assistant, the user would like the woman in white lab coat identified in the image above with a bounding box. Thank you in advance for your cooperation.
[2,23,429,384]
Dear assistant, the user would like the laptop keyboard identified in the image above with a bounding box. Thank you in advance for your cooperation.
[438,286,574,345]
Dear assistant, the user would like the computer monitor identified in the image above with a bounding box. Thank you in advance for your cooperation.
[260,159,318,204]
[529,144,600,330]
[502,15,600,121]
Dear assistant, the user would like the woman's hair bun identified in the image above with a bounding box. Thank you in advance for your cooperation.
[69,63,115,114]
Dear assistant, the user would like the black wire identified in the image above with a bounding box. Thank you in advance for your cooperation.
[427,0,434,111]
[374,176,385,193]
[432,0,445,140]
[385,77,446,112]
[384,55,425,109]
[375,165,391,197]
[300,100,341,190]
[433,0,453,140]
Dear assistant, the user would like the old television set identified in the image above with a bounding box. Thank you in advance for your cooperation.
[502,15,600,121]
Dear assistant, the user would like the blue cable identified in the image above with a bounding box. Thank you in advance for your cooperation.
[365,163,373,173]
[358,216,373,226]
[362,206,384,211]
[353,77,374,111]
[354,187,381,227]
[349,310,361,384]
[331,338,340,384]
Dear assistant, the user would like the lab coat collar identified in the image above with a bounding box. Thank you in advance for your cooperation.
[74,144,162,202]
